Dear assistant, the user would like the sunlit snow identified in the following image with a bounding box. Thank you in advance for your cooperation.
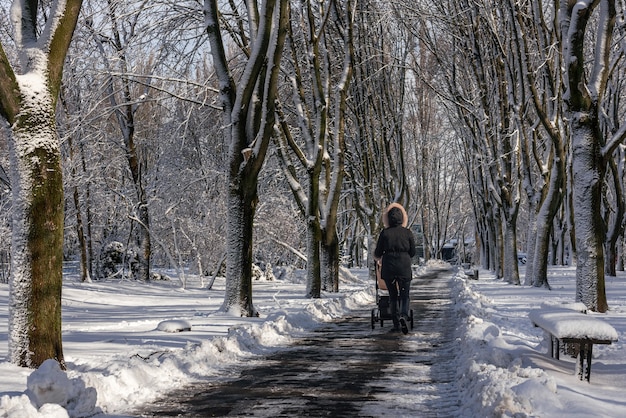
[1,262,625,417]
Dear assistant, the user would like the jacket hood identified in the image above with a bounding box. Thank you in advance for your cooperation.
[382,203,408,228]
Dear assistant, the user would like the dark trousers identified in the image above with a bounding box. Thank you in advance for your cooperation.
[383,276,411,327]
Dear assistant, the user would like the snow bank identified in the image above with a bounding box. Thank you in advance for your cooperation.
[451,271,561,417]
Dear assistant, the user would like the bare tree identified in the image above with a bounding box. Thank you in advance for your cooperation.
[345,0,412,283]
[205,0,288,316]
[84,0,156,281]
[504,0,568,288]
[58,84,93,283]
[0,0,83,368]
[274,0,354,296]
[400,8,468,266]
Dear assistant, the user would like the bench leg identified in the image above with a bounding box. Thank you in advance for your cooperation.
[577,345,584,380]
[585,343,593,382]
[576,342,594,382]
[551,336,560,359]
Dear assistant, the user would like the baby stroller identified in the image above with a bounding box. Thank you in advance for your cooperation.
[371,262,414,330]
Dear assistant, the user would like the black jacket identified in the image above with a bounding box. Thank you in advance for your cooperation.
[374,223,416,281]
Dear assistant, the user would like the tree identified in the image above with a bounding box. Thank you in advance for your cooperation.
[346,0,412,283]
[507,0,568,289]
[205,0,288,316]
[274,0,354,297]
[410,0,515,278]
[400,12,466,266]
[0,0,83,368]
[85,0,155,281]
[561,0,620,312]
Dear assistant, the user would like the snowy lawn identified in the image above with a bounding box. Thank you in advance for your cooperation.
[1,262,625,417]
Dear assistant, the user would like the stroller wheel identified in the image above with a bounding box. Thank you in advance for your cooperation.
[371,310,376,329]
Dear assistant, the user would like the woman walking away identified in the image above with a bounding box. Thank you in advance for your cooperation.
[374,203,416,334]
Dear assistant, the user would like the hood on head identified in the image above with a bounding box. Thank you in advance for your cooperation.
[383,203,408,228]
[388,207,403,227]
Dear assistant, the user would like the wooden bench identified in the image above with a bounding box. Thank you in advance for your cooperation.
[529,305,618,382]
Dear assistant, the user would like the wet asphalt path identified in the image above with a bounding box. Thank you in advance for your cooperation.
[138,270,461,417]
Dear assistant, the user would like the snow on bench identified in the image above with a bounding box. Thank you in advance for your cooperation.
[529,305,618,382]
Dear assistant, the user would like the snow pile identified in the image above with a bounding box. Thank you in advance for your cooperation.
[1,359,99,418]
[451,272,561,417]
[156,320,191,332]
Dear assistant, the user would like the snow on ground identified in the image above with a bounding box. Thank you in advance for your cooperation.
[1,261,626,417]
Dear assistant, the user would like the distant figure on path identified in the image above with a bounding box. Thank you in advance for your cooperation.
[374,203,416,334]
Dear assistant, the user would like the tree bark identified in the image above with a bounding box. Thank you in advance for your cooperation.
[562,0,613,312]
[503,217,520,285]
[9,105,65,368]
[571,118,608,312]
[224,182,258,316]
[321,230,340,292]
[1,0,83,369]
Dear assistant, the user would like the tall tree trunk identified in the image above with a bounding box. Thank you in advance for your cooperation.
[523,207,537,286]
[306,166,322,298]
[9,104,65,368]
[532,212,553,288]
[79,139,95,278]
[1,0,83,369]
[321,230,340,292]
[64,126,91,283]
[224,183,258,316]
[604,159,624,276]
[617,239,625,272]
[562,0,613,312]
[571,119,608,311]
[73,183,90,282]
[503,217,520,285]
[531,154,565,288]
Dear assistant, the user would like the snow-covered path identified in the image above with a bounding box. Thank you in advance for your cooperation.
[137,271,460,417]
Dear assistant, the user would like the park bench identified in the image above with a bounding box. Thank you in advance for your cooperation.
[528,303,618,382]
[461,263,479,280]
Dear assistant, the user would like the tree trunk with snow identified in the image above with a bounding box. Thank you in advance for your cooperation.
[0,0,83,368]
[224,185,259,315]
[306,165,322,298]
[531,207,554,288]
[604,159,624,276]
[531,156,565,288]
[9,100,65,368]
[561,0,614,312]
[503,217,520,285]
[321,230,340,292]
[205,0,288,316]
[571,120,608,311]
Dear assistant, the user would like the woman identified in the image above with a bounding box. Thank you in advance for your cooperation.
[374,203,416,334]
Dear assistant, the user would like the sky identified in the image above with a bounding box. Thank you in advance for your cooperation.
[1,261,625,417]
